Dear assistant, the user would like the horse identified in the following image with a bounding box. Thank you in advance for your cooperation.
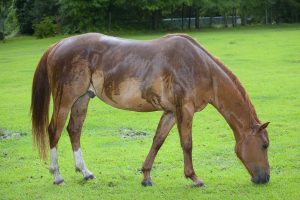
[31,33,270,186]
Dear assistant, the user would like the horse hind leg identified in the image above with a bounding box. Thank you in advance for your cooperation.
[67,93,95,180]
[48,96,74,185]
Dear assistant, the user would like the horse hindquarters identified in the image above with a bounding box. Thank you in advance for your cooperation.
[47,54,93,184]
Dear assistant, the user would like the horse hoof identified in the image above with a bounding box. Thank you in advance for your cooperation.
[193,180,204,187]
[84,174,96,181]
[141,179,153,187]
[53,179,65,185]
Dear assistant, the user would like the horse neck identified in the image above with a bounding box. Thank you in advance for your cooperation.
[209,63,259,142]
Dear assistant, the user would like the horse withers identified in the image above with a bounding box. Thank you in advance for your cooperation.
[31,33,270,186]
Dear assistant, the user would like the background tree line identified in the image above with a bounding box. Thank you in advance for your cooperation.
[0,0,300,39]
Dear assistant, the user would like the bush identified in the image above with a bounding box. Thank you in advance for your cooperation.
[33,17,58,39]
[4,6,19,37]
[0,32,4,41]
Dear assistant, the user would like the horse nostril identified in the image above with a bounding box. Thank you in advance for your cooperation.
[260,174,270,184]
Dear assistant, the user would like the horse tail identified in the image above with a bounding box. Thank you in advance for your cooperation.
[30,45,55,160]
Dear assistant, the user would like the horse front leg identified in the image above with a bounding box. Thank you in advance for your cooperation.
[67,93,95,180]
[141,111,175,186]
[176,102,204,187]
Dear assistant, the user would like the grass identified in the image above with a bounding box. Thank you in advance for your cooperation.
[0,25,299,200]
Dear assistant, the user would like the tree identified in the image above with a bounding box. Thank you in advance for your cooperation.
[15,0,34,34]
[0,0,12,40]
[7,0,300,35]
[33,0,59,23]
[59,0,107,33]
[192,0,206,29]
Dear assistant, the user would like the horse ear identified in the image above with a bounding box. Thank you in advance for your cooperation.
[258,122,270,132]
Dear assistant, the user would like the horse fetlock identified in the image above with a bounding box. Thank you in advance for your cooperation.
[141,167,151,173]
[184,170,196,179]
[49,165,59,174]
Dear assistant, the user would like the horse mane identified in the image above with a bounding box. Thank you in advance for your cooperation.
[165,34,260,123]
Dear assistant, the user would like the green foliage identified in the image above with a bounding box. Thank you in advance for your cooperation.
[14,0,35,34]
[6,0,300,35]
[14,0,59,35]
[4,3,19,36]
[0,25,300,199]
[0,32,4,40]
[59,0,107,33]
[0,0,13,40]
[33,0,59,23]
[33,17,58,38]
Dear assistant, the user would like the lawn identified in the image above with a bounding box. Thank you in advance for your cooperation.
[0,25,299,200]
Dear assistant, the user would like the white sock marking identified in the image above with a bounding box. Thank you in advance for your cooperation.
[50,147,63,183]
[74,148,93,178]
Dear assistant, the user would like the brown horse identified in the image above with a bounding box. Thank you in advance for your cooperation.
[31,33,270,186]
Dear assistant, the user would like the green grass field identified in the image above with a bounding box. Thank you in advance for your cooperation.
[0,25,299,200]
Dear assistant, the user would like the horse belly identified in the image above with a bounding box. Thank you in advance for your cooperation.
[92,73,160,111]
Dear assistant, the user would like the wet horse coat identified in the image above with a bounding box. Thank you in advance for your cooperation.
[31,33,270,186]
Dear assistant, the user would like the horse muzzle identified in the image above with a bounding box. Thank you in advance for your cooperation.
[251,172,270,184]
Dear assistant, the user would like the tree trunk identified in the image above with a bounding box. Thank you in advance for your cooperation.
[270,8,273,23]
[242,13,247,25]
[235,8,237,26]
[181,3,184,30]
[224,11,228,27]
[195,8,200,29]
[188,6,191,30]
[232,8,235,27]
[209,16,213,27]
[154,10,160,30]
[171,5,173,21]
[107,1,112,32]
[265,7,268,24]
[151,11,155,30]
[108,10,112,32]
[0,16,5,42]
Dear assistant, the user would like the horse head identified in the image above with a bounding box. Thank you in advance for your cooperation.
[235,122,270,184]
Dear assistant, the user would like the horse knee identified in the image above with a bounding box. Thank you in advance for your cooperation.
[181,139,192,152]
[67,121,81,136]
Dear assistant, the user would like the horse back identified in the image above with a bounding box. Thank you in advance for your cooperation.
[47,33,212,112]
